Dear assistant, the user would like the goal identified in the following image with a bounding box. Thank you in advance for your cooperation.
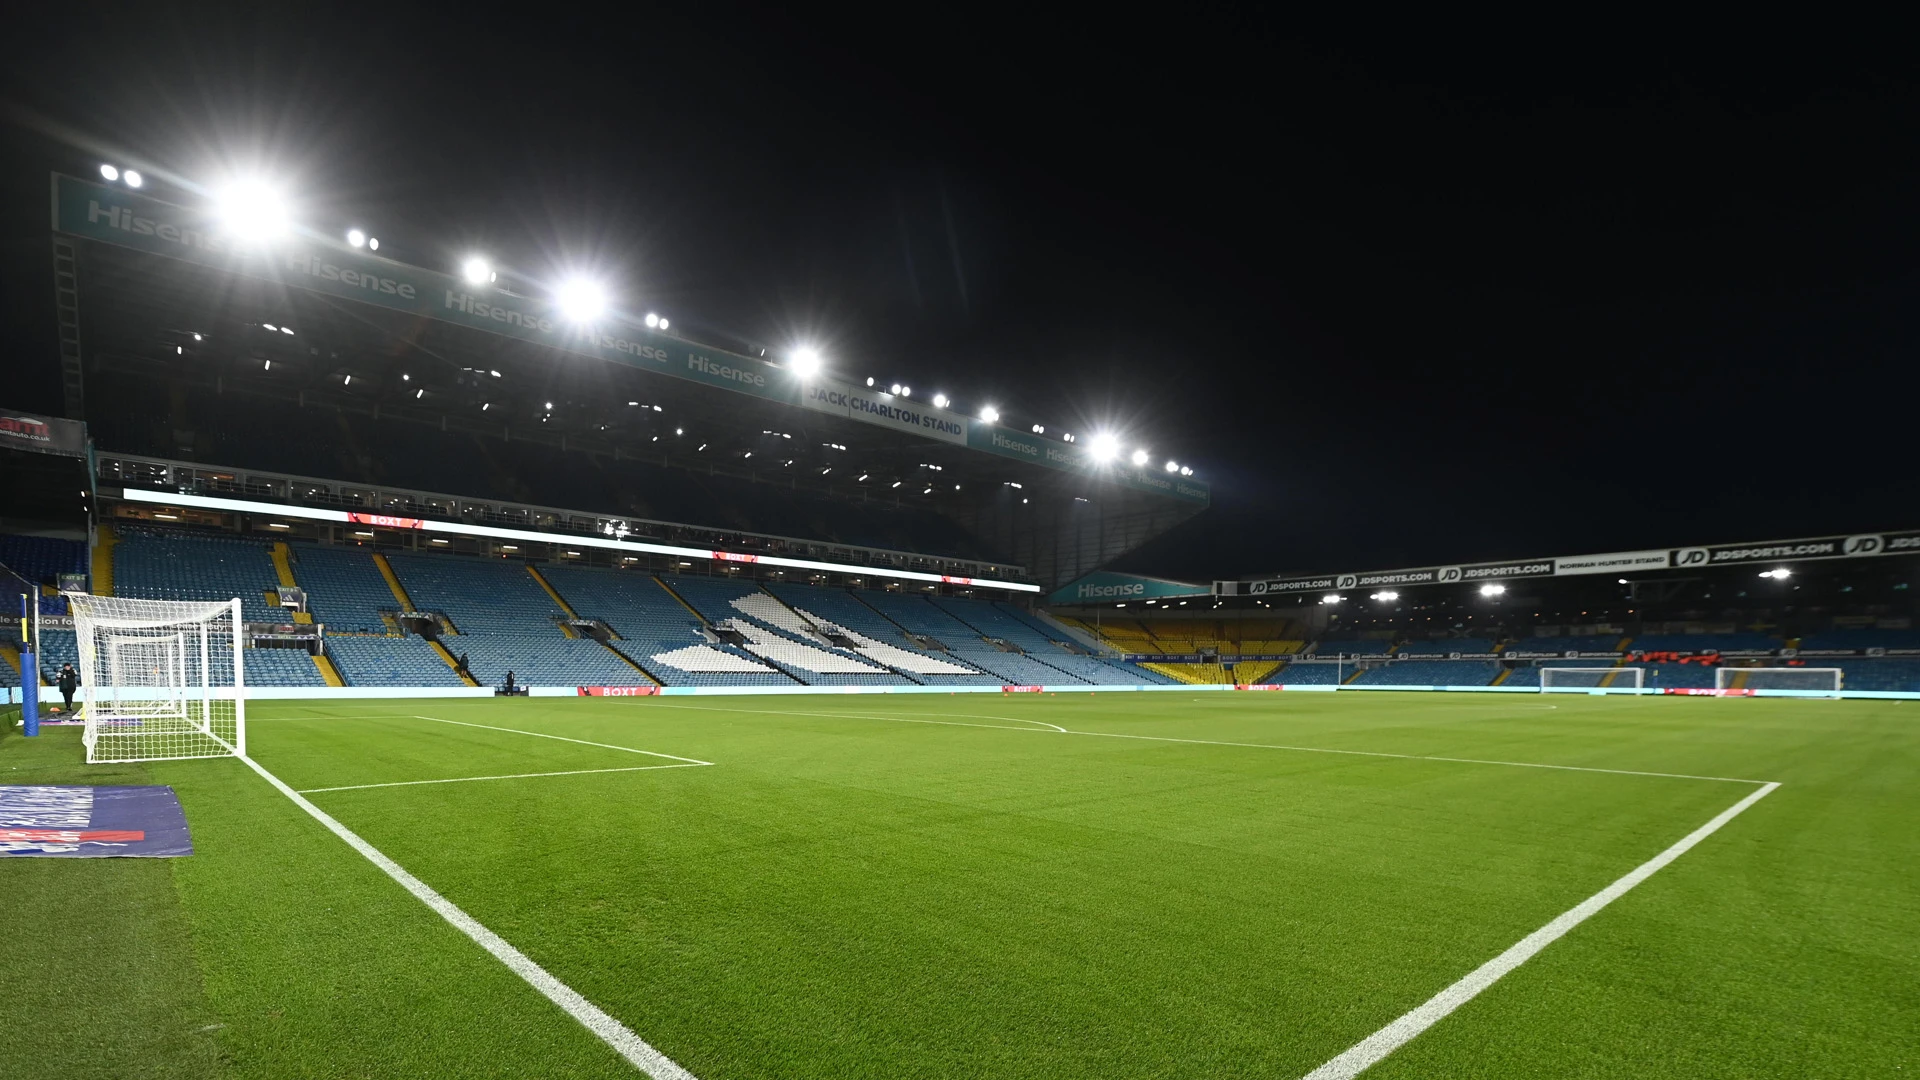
[68,594,246,764]
[1539,666,1644,692]
[1718,666,1842,695]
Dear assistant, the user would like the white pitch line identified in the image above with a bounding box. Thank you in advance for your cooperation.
[298,762,709,794]
[1298,780,1781,1080]
[645,700,1069,733]
[235,752,697,1080]
[412,715,714,765]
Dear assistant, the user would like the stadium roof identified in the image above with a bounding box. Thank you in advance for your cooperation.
[53,173,1208,509]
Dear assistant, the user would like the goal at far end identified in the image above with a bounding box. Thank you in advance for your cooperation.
[67,594,246,764]
[1539,666,1644,692]
[1718,666,1842,696]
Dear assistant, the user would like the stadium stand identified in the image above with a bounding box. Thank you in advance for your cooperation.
[764,584,1003,685]
[112,528,280,623]
[289,544,399,633]
[662,576,911,686]
[1311,638,1395,657]
[1628,632,1779,654]
[1274,661,1344,685]
[0,535,85,615]
[857,590,1089,685]
[244,648,329,687]
[1502,635,1628,655]
[931,595,1165,684]
[1394,638,1496,656]
[537,566,789,687]
[325,636,468,687]
[1796,628,1920,652]
[1352,660,1500,686]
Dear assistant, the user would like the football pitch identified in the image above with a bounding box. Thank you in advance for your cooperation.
[5,692,1914,1078]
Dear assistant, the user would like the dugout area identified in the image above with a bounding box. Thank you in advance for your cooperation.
[4,691,1913,1079]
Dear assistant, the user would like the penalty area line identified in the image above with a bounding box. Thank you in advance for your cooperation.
[236,752,697,1079]
[1297,779,1781,1080]
[411,715,714,765]
[298,761,710,794]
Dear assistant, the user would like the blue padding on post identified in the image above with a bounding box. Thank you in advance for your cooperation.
[21,650,38,736]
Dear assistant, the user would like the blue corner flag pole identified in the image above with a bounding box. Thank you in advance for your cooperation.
[19,594,37,736]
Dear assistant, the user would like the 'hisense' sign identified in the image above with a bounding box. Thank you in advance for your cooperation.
[1048,571,1211,606]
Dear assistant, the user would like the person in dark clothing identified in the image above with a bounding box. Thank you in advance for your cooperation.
[503,670,516,692]
[55,663,80,713]
[457,652,469,676]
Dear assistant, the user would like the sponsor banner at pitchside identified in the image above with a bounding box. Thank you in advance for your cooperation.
[54,175,1206,506]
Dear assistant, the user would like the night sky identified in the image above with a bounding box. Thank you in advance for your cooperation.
[5,11,1918,581]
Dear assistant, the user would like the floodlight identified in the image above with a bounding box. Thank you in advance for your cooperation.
[461,257,492,285]
[979,405,1000,423]
[1618,578,1629,585]
[1370,591,1399,601]
[1031,424,1045,434]
[403,374,411,381]
[890,383,901,395]
[262,323,277,331]
[544,401,554,410]
[675,427,683,435]
[1089,433,1120,461]
[123,170,143,188]
[1760,568,1792,579]
[1130,448,1150,466]
[791,347,822,378]
[901,386,911,397]
[192,333,202,341]
[1479,584,1507,596]
[867,377,875,387]
[932,393,949,408]
[658,318,668,329]
[215,179,290,242]
[645,312,660,328]
[1164,460,1178,472]
[1321,594,1343,604]
[347,228,367,247]
[415,388,424,399]
[280,326,294,335]
[367,237,379,251]
[554,277,608,322]
[1180,466,1192,476]
[100,164,119,181]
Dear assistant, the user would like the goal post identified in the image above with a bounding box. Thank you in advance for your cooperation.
[68,594,246,763]
[1539,666,1644,692]
[1718,666,1842,695]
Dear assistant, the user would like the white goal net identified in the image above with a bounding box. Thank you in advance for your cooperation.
[68,594,246,764]
[1718,666,1842,695]
[1539,666,1644,692]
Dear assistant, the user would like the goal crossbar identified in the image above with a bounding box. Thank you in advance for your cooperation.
[1539,666,1644,692]
[1717,666,1843,694]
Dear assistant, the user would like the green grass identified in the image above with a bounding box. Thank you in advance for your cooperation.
[4,692,1916,1078]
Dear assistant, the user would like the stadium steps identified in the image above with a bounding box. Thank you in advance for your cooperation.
[372,552,416,610]
[270,542,299,588]
[1489,668,1513,686]
[653,576,711,625]
[91,523,116,596]
[428,638,480,686]
[1140,662,1212,684]
[1232,659,1282,685]
[930,600,1089,684]
[1725,669,1749,690]
[312,652,346,687]
[1341,666,1366,685]
[0,639,18,677]
[527,565,580,618]
[598,641,664,686]
[754,586,927,685]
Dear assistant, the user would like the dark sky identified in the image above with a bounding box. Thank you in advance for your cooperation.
[5,9,1919,580]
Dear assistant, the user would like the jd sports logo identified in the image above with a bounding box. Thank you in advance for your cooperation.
[1438,567,1462,583]
[1250,582,1269,595]
[1674,548,1708,567]
[1845,535,1881,555]
[1336,574,1357,589]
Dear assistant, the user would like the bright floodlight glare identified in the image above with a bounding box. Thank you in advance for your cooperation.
[347,229,366,247]
[462,257,491,285]
[1130,448,1150,466]
[555,277,608,323]
[1180,466,1192,476]
[1089,433,1120,461]
[658,317,668,329]
[1031,424,1044,434]
[900,386,911,397]
[1760,568,1792,579]
[215,179,290,242]
[1618,578,1629,585]
[979,405,1000,423]
[932,393,949,408]
[367,237,379,250]
[645,312,660,328]
[791,347,822,377]
[1321,594,1343,605]
[100,164,119,181]
[889,383,901,395]
[1164,460,1178,472]
[1479,583,1507,596]
[1370,591,1399,601]
[123,170,143,188]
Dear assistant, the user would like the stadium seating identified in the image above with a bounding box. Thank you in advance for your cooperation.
[765,584,1003,685]
[325,636,468,687]
[1502,635,1627,655]
[931,595,1165,684]
[112,528,280,623]
[1394,638,1495,656]
[244,648,328,687]
[0,535,86,615]
[289,544,398,633]
[1274,661,1343,685]
[663,576,911,685]
[859,590,1089,685]
[1628,632,1779,654]
[538,566,790,686]
[1312,638,1395,657]
[1351,660,1500,686]
[1796,629,1920,652]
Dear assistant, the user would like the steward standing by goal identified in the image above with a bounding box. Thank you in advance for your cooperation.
[54,662,80,713]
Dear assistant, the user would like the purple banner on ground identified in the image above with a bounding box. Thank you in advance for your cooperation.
[0,785,194,857]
